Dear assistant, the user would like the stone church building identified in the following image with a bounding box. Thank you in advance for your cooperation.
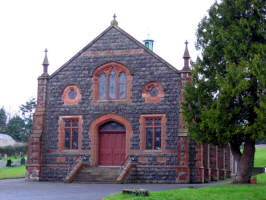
[26,17,231,183]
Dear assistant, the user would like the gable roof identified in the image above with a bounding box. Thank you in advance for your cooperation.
[50,24,179,78]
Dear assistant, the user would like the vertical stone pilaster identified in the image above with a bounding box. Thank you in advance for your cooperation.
[218,147,225,180]
[209,145,219,181]
[225,144,231,178]
[203,144,211,182]
[26,74,49,181]
[177,51,192,183]
[176,135,190,183]
[188,139,205,183]
[195,143,204,183]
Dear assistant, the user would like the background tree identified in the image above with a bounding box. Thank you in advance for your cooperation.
[0,107,7,133]
[6,115,25,141]
[19,98,36,141]
[182,0,266,184]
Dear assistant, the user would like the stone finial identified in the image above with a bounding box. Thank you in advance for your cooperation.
[111,14,118,26]
[183,41,190,70]
[42,48,49,74]
[183,40,190,58]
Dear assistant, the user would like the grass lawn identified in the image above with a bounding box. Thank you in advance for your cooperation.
[104,173,266,200]
[0,165,26,179]
[254,148,266,167]
[104,148,266,200]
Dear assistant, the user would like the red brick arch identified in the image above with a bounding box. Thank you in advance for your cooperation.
[88,113,133,166]
[92,62,132,103]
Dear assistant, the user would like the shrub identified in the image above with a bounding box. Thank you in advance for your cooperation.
[0,144,27,156]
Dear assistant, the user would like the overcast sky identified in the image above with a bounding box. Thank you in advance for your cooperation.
[0,0,215,116]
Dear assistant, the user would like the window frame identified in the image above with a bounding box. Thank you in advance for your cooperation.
[139,114,166,152]
[92,62,132,103]
[58,115,83,152]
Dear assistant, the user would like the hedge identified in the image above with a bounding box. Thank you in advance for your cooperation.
[0,144,27,156]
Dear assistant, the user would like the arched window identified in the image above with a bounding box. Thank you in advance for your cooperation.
[92,62,132,102]
[109,69,117,99]
[119,72,126,99]
[99,121,125,131]
[99,73,107,100]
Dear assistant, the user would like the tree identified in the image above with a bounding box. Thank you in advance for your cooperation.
[182,0,266,184]
[0,107,7,133]
[19,98,36,141]
[6,116,25,141]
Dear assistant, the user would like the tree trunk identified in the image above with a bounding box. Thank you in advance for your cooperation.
[231,137,255,184]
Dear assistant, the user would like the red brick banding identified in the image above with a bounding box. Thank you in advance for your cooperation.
[157,157,166,163]
[138,157,148,162]
[81,49,144,56]
[57,157,66,162]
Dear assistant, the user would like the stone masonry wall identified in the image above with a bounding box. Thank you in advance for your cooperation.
[40,27,181,182]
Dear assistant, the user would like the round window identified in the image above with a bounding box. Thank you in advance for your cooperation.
[68,88,78,99]
[149,87,159,97]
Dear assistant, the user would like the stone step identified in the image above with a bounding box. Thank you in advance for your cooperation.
[72,167,120,183]
[74,176,117,180]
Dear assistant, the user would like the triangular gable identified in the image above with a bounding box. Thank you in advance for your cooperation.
[50,25,178,78]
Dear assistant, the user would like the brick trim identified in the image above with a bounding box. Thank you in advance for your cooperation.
[92,62,132,103]
[81,49,144,56]
[58,115,83,152]
[88,113,133,166]
[142,82,164,103]
[61,85,81,105]
[135,165,178,168]
[139,114,166,152]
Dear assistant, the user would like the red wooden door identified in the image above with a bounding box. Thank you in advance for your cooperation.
[99,131,126,166]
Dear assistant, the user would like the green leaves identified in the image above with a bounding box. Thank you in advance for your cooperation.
[6,116,25,142]
[182,0,266,146]
[0,108,7,133]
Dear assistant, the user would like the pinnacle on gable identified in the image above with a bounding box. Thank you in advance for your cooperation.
[43,48,49,66]
[111,14,118,26]
[42,48,49,75]
[182,41,191,70]
[183,40,190,59]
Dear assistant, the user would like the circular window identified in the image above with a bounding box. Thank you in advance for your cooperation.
[142,82,164,103]
[149,87,159,97]
[62,85,81,105]
[68,88,78,99]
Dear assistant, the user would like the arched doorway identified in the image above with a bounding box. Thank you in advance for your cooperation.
[88,113,133,166]
[98,121,126,166]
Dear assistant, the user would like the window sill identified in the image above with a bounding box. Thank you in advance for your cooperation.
[92,99,131,103]
[143,149,163,153]
[59,149,82,153]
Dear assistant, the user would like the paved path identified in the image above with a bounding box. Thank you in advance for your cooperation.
[256,144,266,149]
[0,178,228,200]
